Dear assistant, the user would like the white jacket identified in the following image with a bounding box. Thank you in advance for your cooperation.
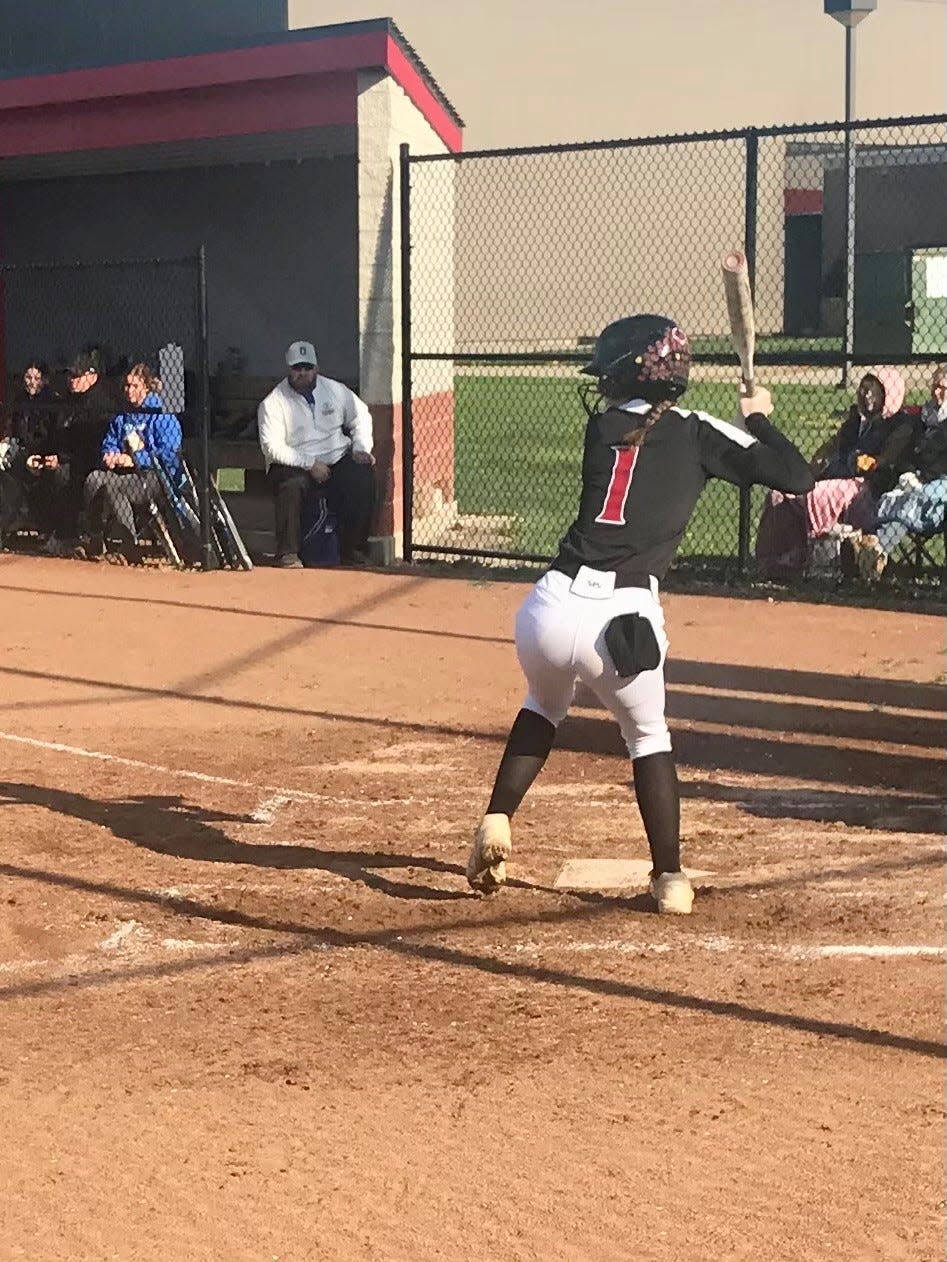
[257,376,373,470]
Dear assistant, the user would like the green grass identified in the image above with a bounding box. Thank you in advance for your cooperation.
[216,468,246,493]
[689,334,839,356]
[451,375,927,567]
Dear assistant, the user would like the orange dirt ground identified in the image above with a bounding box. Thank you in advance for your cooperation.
[0,553,943,1262]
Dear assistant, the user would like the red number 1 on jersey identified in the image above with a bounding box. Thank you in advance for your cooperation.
[595,447,639,525]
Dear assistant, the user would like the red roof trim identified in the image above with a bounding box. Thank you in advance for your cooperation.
[0,28,462,154]
[0,32,387,109]
[385,36,462,154]
[0,73,357,159]
[784,187,824,215]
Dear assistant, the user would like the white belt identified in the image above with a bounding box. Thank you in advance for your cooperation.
[568,565,659,601]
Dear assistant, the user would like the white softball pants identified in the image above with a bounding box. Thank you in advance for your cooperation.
[515,568,672,760]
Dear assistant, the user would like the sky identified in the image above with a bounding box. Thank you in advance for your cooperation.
[289,0,947,149]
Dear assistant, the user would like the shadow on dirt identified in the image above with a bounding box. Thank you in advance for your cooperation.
[0,782,472,903]
[665,660,945,714]
[678,779,945,836]
[0,581,514,647]
[0,852,943,1062]
[0,657,943,803]
[556,711,944,798]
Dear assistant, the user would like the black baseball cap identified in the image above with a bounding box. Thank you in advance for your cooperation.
[67,352,98,377]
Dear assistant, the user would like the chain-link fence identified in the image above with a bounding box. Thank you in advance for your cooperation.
[402,115,947,590]
[0,253,231,568]
[0,254,203,427]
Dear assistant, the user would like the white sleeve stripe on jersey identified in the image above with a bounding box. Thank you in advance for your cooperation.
[692,409,758,449]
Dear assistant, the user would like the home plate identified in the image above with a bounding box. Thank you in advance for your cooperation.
[554,858,714,891]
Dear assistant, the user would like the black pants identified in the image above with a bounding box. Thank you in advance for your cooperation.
[0,466,29,536]
[83,468,161,545]
[268,455,376,560]
[27,462,74,538]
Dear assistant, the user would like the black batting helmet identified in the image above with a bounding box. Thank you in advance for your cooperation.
[581,314,691,403]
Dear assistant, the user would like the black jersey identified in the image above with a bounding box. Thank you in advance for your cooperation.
[553,400,814,583]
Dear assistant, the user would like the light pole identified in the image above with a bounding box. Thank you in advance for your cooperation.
[824,0,877,387]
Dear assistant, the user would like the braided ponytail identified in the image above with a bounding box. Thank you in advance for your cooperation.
[621,398,674,448]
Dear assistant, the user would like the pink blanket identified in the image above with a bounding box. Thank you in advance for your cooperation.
[756,479,877,576]
[805,477,875,536]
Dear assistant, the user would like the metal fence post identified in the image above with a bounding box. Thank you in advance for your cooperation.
[399,143,415,565]
[197,243,214,571]
[737,128,759,578]
[841,73,856,389]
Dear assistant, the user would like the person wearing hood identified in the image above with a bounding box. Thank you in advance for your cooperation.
[75,362,181,564]
[811,365,914,488]
[847,365,947,577]
[755,367,916,577]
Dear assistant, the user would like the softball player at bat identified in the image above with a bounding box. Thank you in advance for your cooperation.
[468,314,815,914]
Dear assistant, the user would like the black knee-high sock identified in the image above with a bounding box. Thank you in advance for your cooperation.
[632,751,681,876]
[486,708,557,817]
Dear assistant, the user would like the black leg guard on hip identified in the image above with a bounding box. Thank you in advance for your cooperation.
[486,708,557,818]
[632,750,681,877]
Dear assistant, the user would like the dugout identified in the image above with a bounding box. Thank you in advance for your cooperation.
[0,13,462,560]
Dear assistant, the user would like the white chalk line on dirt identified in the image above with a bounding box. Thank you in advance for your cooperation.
[250,794,292,825]
[2,729,940,824]
[2,920,943,986]
[0,919,237,978]
[506,935,946,961]
[0,731,421,810]
[662,682,942,721]
[643,717,943,762]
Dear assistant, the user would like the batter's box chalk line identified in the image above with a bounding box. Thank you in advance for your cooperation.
[0,730,419,813]
[506,935,945,961]
[554,858,714,891]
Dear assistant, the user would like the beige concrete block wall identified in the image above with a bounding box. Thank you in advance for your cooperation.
[786,149,829,193]
[449,139,750,351]
[754,135,788,335]
[356,70,455,555]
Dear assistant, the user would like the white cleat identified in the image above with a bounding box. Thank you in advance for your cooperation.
[467,813,512,894]
[649,870,695,915]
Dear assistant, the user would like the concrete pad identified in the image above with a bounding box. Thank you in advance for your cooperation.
[554,858,714,892]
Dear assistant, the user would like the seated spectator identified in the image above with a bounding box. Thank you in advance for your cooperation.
[0,407,26,547]
[0,361,62,546]
[75,363,182,565]
[811,366,913,483]
[844,366,947,576]
[258,340,376,569]
[919,363,947,432]
[755,367,915,577]
[53,351,117,549]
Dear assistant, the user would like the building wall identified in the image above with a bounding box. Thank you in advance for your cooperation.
[446,139,751,353]
[822,158,947,276]
[0,156,359,381]
[753,136,788,333]
[357,69,453,552]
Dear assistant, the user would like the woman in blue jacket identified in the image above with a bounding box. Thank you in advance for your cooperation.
[76,363,181,564]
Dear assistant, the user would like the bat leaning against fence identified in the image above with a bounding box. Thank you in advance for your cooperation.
[208,474,253,571]
[147,446,206,568]
[178,456,253,571]
[129,458,185,569]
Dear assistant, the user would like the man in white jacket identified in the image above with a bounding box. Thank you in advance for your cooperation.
[258,340,376,567]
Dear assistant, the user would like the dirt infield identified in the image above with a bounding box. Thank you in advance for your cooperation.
[0,553,943,1262]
